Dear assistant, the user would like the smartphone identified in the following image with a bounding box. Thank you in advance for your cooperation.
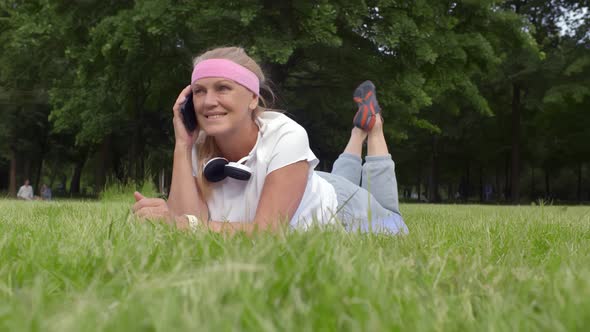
[180,94,197,132]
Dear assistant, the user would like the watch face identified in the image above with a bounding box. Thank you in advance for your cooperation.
[186,215,200,230]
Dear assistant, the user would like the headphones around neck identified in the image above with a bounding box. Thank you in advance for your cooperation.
[203,155,252,182]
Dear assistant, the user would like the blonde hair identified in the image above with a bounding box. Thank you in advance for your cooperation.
[192,46,274,200]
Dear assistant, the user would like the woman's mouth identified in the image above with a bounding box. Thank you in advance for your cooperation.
[205,114,227,119]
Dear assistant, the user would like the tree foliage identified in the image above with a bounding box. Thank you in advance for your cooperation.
[0,0,588,202]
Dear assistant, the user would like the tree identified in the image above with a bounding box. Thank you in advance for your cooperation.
[499,0,589,203]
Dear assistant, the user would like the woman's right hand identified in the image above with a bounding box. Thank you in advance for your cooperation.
[132,191,172,222]
[172,85,196,148]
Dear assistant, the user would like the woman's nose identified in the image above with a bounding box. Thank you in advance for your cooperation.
[203,91,218,107]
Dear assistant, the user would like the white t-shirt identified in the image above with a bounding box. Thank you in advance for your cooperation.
[192,111,338,229]
[17,185,34,200]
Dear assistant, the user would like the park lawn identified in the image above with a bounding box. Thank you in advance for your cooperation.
[0,199,589,331]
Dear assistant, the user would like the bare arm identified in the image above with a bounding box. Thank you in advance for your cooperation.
[174,160,309,235]
[167,146,209,222]
[166,85,209,222]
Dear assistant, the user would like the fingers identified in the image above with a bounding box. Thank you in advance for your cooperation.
[134,191,145,202]
[132,197,166,213]
[134,206,170,220]
[173,85,192,114]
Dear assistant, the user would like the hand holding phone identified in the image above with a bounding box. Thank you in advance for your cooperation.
[180,94,197,133]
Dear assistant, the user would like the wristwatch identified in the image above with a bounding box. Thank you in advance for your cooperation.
[184,214,200,231]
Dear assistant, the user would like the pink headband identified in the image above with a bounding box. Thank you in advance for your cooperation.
[191,59,260,96]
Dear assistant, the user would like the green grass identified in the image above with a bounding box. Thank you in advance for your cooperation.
[1,198,590,331]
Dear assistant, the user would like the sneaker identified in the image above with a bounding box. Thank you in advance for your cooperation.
[353,80,381,131]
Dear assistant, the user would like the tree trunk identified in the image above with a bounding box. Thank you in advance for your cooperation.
[511,83,521,204]
[447,183,452,202]
[529,166,534,201]
[95,136,111,193]
[60,174,68,194]
[113,148,125,184]
[8,148,17,197]
[417,173,422,201]
[34,158,44,194]
[130,126,139,183]
[504,153,510,201]
[130,106,145,185]
[130,85,151,186]
[267,50,301,86]
[544,168,550,199]
[429,136,440,203]
[495,164,500,202]
[479,165,484,203]
[577,163,583,203]
[23,157,31,182]
[70,159,85,195]
[33,148,46,194]
[34,125,49,192]
[49,171,56,189]
[465,161,470,202]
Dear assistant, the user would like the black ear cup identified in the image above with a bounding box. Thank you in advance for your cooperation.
[225,162,252,180]
[204,157,229,182]
[203,157,253,182]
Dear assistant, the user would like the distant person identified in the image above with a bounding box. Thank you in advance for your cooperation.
[56,182,65,195]
[40,184,52,201]
[484,184,493,201]
[17,179,34,200]
[420,192,429,203]
[403,187,410,199]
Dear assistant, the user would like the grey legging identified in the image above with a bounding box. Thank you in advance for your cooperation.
[317,152,408,234]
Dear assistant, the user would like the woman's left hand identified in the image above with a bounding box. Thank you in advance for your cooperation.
[132,191,171,222]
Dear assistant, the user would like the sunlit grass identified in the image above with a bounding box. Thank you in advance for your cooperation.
[1,198,589,331]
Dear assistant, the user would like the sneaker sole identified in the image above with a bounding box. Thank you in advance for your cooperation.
[353,80,380,130]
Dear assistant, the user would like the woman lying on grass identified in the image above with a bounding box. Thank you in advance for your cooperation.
[133,46,408,235]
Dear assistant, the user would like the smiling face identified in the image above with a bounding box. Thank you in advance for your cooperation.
[192,77,259,138]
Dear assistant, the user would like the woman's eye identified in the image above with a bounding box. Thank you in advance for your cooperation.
[193,89,204,95]
[218,85,231,91]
